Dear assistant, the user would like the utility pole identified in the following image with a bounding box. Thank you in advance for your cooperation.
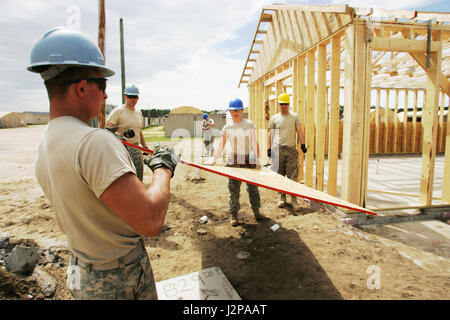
[120,17,126,104]
[98,0,106,128]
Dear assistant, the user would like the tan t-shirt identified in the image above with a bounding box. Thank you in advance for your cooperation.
[107,105,143,145]
[35,116,140,265]
[269,112,300,148]
[221,119,256,156]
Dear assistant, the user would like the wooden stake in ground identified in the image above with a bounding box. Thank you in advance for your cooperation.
[98,0,106,128]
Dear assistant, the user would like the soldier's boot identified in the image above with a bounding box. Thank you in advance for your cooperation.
[291,196,301,215]
[277,194,286,208]
[252,208,265,222]
[230,211,239,227]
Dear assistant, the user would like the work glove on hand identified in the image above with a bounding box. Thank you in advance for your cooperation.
[301,144,307,153]
[123,129,135,139]
[105,126,126,142]
[267,148,271,158]
[144,144,179,177]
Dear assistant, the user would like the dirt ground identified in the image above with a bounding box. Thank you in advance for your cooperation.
[0,125,449,300]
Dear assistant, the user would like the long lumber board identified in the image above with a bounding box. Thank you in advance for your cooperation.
[121,140,376,215]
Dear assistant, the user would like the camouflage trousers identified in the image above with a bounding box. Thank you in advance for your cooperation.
[203,136,215,155]
[228,178,261,213]
[271,146,299,180]
[67,249,158,300]
[127,146,144,181]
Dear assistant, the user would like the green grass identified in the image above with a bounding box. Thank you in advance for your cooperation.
[142,126,203,144]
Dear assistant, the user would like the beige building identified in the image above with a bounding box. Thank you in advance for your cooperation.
[23,111,50,125]
[0,112,27,128]
[164,106,226,138]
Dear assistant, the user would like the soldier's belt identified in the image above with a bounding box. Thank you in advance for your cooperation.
[71,238,145,271]
[226,155,256,169]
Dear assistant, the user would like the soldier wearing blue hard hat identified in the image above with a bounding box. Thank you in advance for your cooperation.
[28,27,178,300]
[205,98,265,226]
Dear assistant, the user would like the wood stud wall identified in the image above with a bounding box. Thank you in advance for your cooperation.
[242,4,450,208]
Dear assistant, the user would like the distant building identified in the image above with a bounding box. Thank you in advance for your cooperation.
[0,112,27,128]
[164,106,226,138]
[23,111,49,125]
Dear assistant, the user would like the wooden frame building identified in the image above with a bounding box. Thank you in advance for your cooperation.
[239,4,450,211]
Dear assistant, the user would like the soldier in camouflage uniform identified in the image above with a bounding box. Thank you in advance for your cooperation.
[268,93,307,214]
[205,98,264,226]
[29,27,178,300]
[67,239,157,299]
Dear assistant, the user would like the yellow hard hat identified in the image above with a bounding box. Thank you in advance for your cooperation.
[278,93,290,104]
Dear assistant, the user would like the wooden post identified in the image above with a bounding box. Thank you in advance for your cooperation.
[316,43,327,191]
[393,89,399,153]
[341,22,371,207]
[305,49,316,187]
[412,89,418,152]
[438,91,445,152]
[328,35,340,196]
[443,100,450,202]
[120,17,126,104]
[419,48,441,205]
[375,88,380,153]
[384,89,389,153]
[98,0,106,128]
[403,89,409,152]
[297,55,306,181]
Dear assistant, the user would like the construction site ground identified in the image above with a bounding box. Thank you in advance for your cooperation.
[0,125,449,300]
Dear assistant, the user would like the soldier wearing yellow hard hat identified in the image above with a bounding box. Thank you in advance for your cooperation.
[268,93,307,213]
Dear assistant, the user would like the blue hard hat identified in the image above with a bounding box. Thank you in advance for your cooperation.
[203,113,208,119]
[27,27,115,78]
[228,98,243,110]
[125,84,140,96]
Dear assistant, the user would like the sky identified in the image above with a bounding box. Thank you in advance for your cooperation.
[0,0,449,113]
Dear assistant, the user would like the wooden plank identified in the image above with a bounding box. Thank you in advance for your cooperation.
[443,105,450,202]
[298,11,314,48]
[306,49,316,187]
[121,141,376,215]
[384,89,390,153]
[261,13,273,23]
[264,67,293,86]
[371,37,441,52]
[362,40,372,206]
[410,51,450,97]
[297,55,306,182]
[193,164,377,216]
[98,0,106,129]
[341,22,371,206]
[438,91,445,152]
[328,35,340,197]
[321,12,332,35]
[263,4,350,14]
[289,10,304,46]
[412,89,418,152]
[403,89,409,152]
[281,10,295,45]
[316,44,327,191]
[419,49,441,205]
[416,12,450,23]
[393,89,399,152]
[375,88,381,153]
[305,11,320,44]
[371,8,416,20]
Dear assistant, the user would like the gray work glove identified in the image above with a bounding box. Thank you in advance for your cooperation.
[144,144,179,177]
